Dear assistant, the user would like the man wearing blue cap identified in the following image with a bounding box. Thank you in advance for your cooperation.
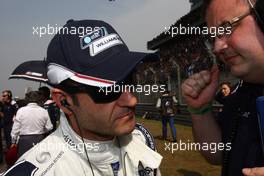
[4,20,162,176]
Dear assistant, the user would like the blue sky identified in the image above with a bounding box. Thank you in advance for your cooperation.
[0,0,190,97]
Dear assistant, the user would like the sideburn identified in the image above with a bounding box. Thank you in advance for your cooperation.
[71,94,80,107]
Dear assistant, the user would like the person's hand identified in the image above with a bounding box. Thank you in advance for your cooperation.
[243,167,264,176]
[181,65,219,108]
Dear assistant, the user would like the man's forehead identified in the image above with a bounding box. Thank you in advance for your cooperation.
[206,0,249,26]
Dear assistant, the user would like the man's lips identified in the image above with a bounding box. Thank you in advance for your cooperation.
[116,110,134,119]
[224,55,238,63]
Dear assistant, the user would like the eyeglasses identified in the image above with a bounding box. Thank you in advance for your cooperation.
[213,0,258,40]
[214,10,252,39]
[63,85,122,104]
[61,75,134,104]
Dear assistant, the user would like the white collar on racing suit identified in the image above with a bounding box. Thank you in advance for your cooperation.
[59,113,120,164]
[59,112,162,169]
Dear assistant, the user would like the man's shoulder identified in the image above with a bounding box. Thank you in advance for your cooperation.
[160,95,173,101]
[31,104,50,114]
[132,123,156,151]
[3,132,66,176]
[224,81,263,105]
[3,160,39,176]
[3,103,17,111]
[17,105,30,111]
[123,124,161,176]
[19,104,46,112]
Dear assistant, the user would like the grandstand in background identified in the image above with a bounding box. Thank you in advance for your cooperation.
[136,0,237,105]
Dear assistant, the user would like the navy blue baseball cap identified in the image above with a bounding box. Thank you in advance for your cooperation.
[47,19,156,87]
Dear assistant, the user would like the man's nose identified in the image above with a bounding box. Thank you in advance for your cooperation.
[213,37,228,54]
[116,90,137,107]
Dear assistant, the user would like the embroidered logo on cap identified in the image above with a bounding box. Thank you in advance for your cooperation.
[80,27,123,57]
[80,27,108,50]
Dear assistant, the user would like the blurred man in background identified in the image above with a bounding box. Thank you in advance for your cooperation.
[39,86,60,132]
[1,90,18,149]
[156,90,178,142]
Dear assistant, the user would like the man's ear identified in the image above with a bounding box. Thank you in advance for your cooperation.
[51,88,73,116]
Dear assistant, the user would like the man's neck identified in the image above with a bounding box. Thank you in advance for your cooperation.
[66,114,114,141]
[81,130,114,141]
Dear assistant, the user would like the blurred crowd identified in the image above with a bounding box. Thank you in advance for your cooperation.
[0,87,60,167]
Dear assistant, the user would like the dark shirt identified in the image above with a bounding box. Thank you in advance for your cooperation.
[0,102,3,128]
[2,103,17,126]
[218,81,264,176]
[43,102,60,132]
[160,95,175,116]
[215,91,228,105]
[0,102,3,111]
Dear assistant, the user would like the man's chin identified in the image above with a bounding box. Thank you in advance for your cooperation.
[115,119,136,136]
[231,66,248,79]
